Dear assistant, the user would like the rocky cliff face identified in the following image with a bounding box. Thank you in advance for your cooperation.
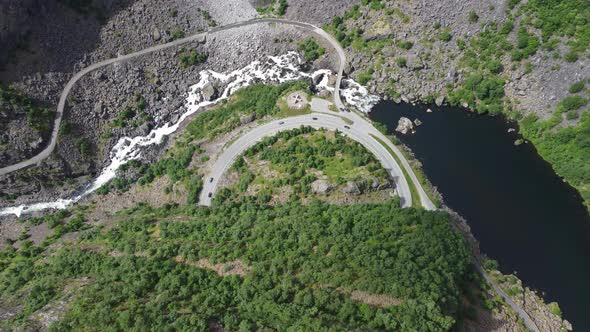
[325,0,588,121]
[0,0,36,63]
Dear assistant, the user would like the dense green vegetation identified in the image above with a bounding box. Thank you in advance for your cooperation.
[1,198,470,331]
[231,127,389,198]
[521,111,590,209]
[255,0,288,16]
[0,85,54,133]
[182,81,307,142]
[448,73,505,114]
[298,37,325,62]
[520,0,590,56]
[170,28,185,40]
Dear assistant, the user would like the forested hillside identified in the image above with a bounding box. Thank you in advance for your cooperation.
[1,200,471,331]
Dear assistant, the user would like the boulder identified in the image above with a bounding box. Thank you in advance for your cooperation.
[435,95,445,106]
[93,102,103,112]
[311,179,334,195]
[395,117,414,135]
[341,181,361,195]
[152,29,161,41]
[200,82,216,101]
[239,113,256,125]
[378,180,392,190]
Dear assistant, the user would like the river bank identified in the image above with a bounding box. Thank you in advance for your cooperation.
[370,99,590,331]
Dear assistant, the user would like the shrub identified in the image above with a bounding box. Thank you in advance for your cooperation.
[76,138,91,157]
[179,50,208,68]
[468,10,479,23]
[170,28,185,40]
[358,68,374,85]
[548,302,562,318]
[396,57,407,68]
[564,51,579,63]
[59,121,72,135]
[398,40,413,50]
[508,0,520,9]
[276,0,288,15]
[566,110,579,120]
[439,31,453,42]
[298,37,325,62]
[516,28,539,59]
[569,81,586,94]
[559,95,587,111]
[456,38,466,50]
[486,60,503,74]
[483,259,499,270]
[500,20,514,34]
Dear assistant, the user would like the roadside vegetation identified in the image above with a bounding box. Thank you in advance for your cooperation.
[229,127,390,201]
[298,37,325,62]
[255,0,288,16]
[178,49,208,68]
[0,85,54,134]
[180,81,308,143]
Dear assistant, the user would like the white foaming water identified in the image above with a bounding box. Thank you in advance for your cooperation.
[340,80,380,113]
[0,52,378,218]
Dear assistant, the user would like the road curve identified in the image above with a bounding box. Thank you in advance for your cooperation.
[0,18,337,176]
[199,113,412,207]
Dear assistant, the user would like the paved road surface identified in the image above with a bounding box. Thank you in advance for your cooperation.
[199,113,412,207]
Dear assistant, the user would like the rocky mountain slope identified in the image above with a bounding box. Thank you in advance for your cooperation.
[0,0,331,207]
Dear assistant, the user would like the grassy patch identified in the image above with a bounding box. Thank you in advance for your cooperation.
[370,134,421,208]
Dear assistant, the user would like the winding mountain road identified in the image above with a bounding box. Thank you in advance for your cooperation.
[199,113,412,207]
[0,18,336,176]
[0,15,541,332]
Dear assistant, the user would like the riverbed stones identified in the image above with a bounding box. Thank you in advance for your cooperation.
[200,82,217,101]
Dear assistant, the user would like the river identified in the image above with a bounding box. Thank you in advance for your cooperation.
[370,100,590,331]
